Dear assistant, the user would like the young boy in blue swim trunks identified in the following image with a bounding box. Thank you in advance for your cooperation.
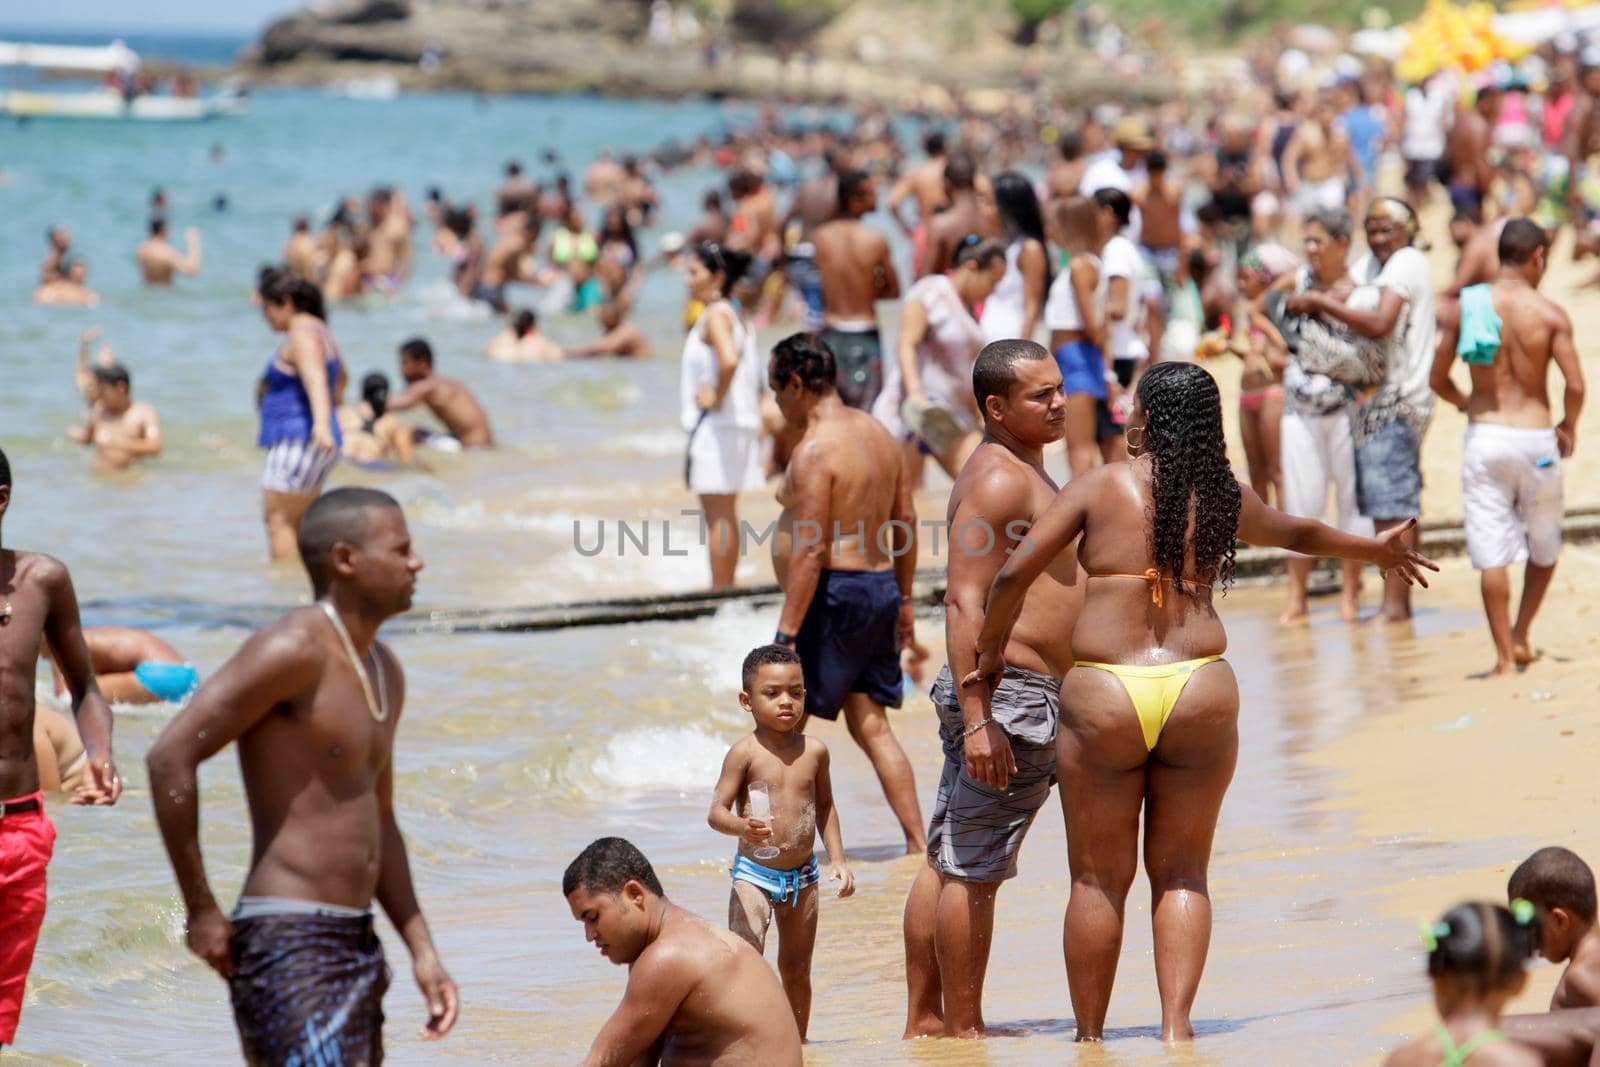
[708,644,853,1040]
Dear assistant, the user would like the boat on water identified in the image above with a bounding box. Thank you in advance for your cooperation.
[0,39,246,122]
[327,74,401,101]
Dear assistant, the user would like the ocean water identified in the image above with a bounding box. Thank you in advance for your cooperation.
[1,88,1485,1065]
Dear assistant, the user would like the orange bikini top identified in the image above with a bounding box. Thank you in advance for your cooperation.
[1088,569,1212,608]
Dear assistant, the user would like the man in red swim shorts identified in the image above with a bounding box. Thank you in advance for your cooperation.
[0,445,122,1049]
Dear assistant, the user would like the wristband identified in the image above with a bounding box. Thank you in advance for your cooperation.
[963,717,995,738]
[774,630,796,647]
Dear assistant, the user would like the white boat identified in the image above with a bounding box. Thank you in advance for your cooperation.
[327,74,401,101]
[0,38,246,122]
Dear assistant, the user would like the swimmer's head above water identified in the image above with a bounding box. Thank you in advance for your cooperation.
[564,837,665,966]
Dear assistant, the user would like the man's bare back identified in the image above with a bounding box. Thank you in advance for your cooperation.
[891,157,949,234]
[394,376,494,447]
[137,229,201,285]
[813,218,898,324]
[775,405,904,578]
[1467,279,1576,430]
[921,193,999,278]
[1449,109,1494,193]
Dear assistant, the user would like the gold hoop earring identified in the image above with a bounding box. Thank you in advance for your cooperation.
[1126,426,1145,454]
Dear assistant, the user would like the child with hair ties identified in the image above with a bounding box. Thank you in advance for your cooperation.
[1384,901,1543,1067]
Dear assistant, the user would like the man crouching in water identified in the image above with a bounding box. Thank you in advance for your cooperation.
[567,836,802,1065]
[903,340,1083,1038]
[148,487,458,1064]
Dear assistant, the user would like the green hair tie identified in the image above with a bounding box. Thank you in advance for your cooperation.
[1512,898,1537,925]
[1419,920,1450,952]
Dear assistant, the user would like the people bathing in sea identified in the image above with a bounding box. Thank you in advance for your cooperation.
[1382,901,1541,1067]
[67,358,162,471]
[48,627,197,707]
[136,218,202,285]
[338,372,422,468]
[387,338,495,449]
[255,269,344,563]
[484,308,563,363]
[566,837,803,1065]
[1433,219,1585,675]
[34,259,98,307]
[1509,847,1600,1010]
[708,644,853,1040]
[566,300,654,360]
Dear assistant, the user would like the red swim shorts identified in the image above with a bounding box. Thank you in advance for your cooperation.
[0,793,55,1045]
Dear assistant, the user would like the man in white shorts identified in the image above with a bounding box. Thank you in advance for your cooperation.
[1433,219,1585,675]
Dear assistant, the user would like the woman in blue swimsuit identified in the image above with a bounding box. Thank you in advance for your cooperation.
[256,270,345,562]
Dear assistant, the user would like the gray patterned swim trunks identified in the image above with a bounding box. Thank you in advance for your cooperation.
[925,663,1060,883]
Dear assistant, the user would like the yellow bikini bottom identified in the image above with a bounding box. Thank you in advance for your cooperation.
[1072,656,1224,750]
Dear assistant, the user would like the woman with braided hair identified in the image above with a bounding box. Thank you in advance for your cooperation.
[964,361,1435,1042]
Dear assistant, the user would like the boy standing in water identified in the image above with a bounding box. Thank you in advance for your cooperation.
[708,644,853,1040]
[0,445,122,1050]
[1509,847,1600,1009]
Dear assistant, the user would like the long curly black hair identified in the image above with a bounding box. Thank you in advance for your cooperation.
[1136,362,1241,594]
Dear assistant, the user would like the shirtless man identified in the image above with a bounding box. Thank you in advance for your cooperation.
[919,151,1001,278]
[1282,92,1359,220]
[34,260,98,307]
[584,151,625,206]
[768,333,924,853]
[388,338,495,448]
[568,301,653,360]
[1447,85,1502,221]
[1432,219,1585,674]
[39,226,71,285]
[484,309,563,363]
[1563,62,1600,227]
[783,148,851,331]
[814,169,901,411]
[496,160,537,218]
[727,169,781,306]
[67,364,161,470]
[363,188,413,291]
[147,488,458,1063]
[136,219,202,285]
[283,216,322,280]
[888,130,951,264]
[566,837,802,1066]
[476,214,539,313]
[1046,130,1088,208]
[902,339,1083,1040]
[0,445,121,1051]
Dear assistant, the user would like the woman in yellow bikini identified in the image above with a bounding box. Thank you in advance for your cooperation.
[965,361,1435,1042]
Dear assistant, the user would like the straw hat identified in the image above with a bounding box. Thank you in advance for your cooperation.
[1111,116,1155,152]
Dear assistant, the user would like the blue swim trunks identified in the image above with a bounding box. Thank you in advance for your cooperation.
[794,568,903,721]
[731,853,820,907]
[133,662,200,703]
[1053,340,1107,400]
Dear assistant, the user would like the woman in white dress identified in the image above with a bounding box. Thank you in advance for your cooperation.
[680,242,763,588]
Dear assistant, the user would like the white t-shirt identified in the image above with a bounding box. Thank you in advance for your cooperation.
[1402,82,1452,161]
[1099,235,1149,360]
[1079,153,1145,244]
[1351,246,1437,441]
[1044,253,1101,334]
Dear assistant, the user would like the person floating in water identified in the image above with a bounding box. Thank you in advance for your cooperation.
[148,488,458,1064]
[708,644,852,1041]
[566,836,803,1066]
[47,626,196,706]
